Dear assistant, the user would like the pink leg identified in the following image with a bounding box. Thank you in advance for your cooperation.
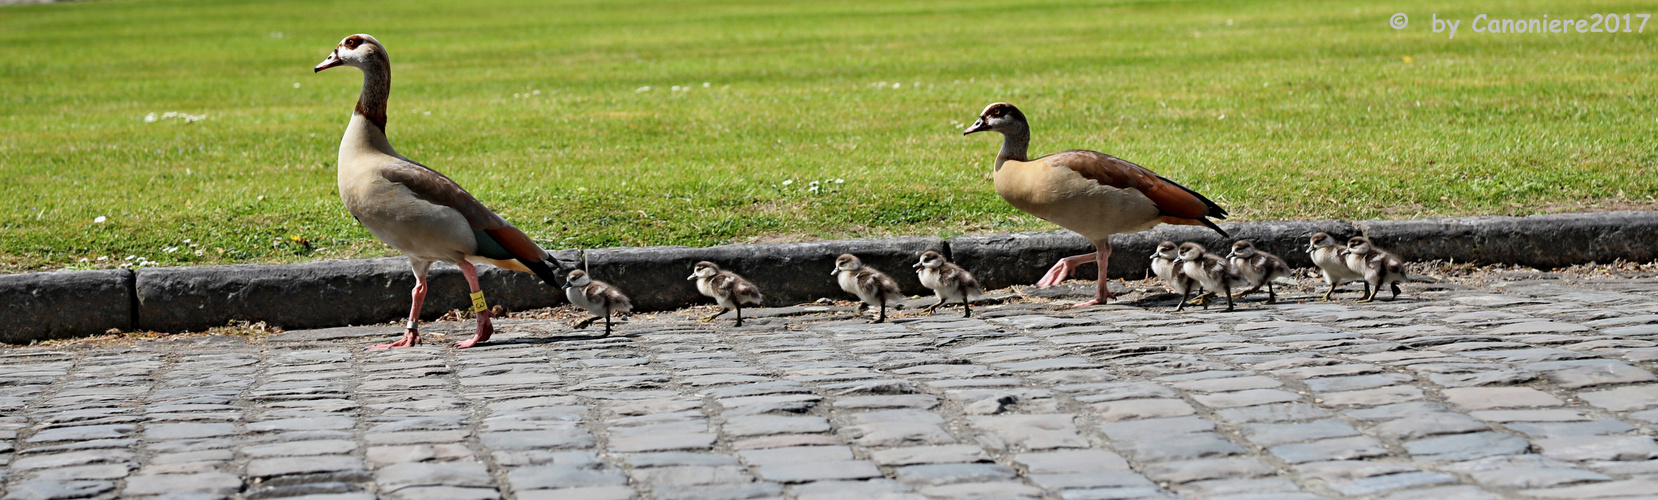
[370,261,430,350]
[1072,241,1116,308]
[453,261,495,349]
[1036,253,1097,287]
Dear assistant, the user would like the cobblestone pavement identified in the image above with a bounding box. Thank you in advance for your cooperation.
[5,275,1658,500]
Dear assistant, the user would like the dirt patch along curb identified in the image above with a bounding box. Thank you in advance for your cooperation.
[2,211,1654,342]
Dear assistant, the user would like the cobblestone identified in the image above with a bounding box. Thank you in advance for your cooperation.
[6,274,1658,498]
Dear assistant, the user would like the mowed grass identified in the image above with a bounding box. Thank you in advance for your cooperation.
[2,0,1655,272]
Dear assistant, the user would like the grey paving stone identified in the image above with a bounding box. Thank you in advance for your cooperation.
[1097,416,1214,441]
[1270,436,1390,464]
[1213,403,1331,424]
[648,482,783,500]
[516,486,635,500]
[9,450,132,471]
[753,460,882,483]
[1376,485,1501,500]
[505,465,628,491]
[1,480,116,500]
[791,479,922,500]
[478,429,595,450]
[1140,457,1274,484]
[1240,419,1360,447]
[916,481,1044,499]
[1403,432,1531,461]
[121,472,242,495]
[1444,455,1611,489]
[1191,389,1302,409]
[1520,476,1658,499]
[624,452,741,468]
[1012,450,1132,474]
[244,456,364,478]
[1302,373,1413,393]
[1577,384,1658,412]
[1506,419,1637,439]
[1115,433,1245,463]
[242,439,358,458]
[1175,476,1303,497]
[1535,435,1658,461]
[627,465,752,487]
[1317,386,1423,407]
[722,415,829,437]
[1440,386,1564,410]
[869,445,991,466]
[24,425,134,443]
[968,414,1088,451]
[893,463,1017,486]
[1370,412,1489,440]
[737,446,853,465]
[24,464,129,481]
[1091,399,1196,422]
[1525,359,1658,388]
[376,461,494,492]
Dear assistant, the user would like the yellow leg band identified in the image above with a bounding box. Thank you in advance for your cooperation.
[470,291,488,313]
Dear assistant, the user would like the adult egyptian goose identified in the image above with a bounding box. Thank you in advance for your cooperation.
[964,103,1229,307]
[315,34,567,349]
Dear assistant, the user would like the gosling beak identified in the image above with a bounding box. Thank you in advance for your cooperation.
[314,50,344,72]
[830,269,839,276]
[561,282,573,290]
[686,274,697,281]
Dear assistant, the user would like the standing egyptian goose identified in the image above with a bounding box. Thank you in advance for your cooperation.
[315,34,567,349]
[689,262,764,327]
[964,103,1229,307]
[914,251,982,317]
[563,270,632,336]
[833,254,905,323]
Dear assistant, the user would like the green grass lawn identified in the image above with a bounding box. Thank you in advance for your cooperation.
[2,0,1655,273]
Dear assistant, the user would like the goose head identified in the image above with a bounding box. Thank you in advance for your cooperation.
[915,251,945,270]
[1177,243,1206,263]
[315,34,387,73]
[1307,232,1339,253]
[1228,241,1257,260]
[1346,237,1376,256]
[832,254,863,276]
[563,270,592,290]
[963,102,1028,136]
[1152,241,1179,260]
[688,261,720,281]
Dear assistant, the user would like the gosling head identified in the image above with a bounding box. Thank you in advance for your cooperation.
[915,251,945,270]
[1177,243,1207,262]
[688,261,720,281]
[832,254,863,276]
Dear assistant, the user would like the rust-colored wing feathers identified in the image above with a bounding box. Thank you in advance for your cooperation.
[1039,150,1229,236]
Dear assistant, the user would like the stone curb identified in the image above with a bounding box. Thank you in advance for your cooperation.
[2,211,1655,342]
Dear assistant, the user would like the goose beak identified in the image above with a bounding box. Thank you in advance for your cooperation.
[830,269,839,276]
[686,273,696,281]
[314,50,344,72]
[913,262,923,270]
[561,282,573,290]
[962,118,990,135]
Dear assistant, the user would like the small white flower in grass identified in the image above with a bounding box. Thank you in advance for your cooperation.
[144,113,157,123]
[96,255,107,261]
[702,82,710,88]
[514,93,521,98]
[164,247,179,254]
[1218,114,1226,120]
[293,83,301,89]
[94,216,107,224]
[892,82,901,89]
[423,111,431,116]
[125,255,136,261]
[834,178,844,184]
[635,86,652,93]
[79,258,88,263]
[781,179,793,186]
[194,249,204,256]
[532,90,541,95]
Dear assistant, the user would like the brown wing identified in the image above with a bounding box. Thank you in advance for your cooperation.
[719,273,763,305]
[380,160,550,263]
[1038,150,1229,234]
[379,160,509,231]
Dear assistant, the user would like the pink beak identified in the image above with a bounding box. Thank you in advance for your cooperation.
[314,50,344,72]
